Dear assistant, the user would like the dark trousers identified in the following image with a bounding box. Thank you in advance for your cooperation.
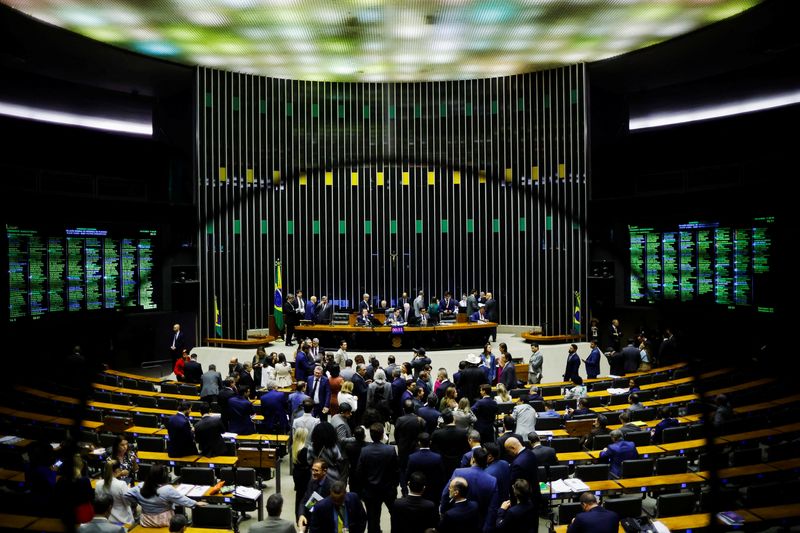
[285,323,296,344]
[364,489,395,533]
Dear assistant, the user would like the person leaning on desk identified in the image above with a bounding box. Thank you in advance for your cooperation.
[125,465,207,527]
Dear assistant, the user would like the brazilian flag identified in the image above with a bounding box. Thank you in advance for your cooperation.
[274,261,284,331]
[214,296,223,337]
[573,291,581,334]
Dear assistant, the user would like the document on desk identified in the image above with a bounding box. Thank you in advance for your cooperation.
[550,478,591,493]
[0,436,22,445]
[174,484,195,496]
[235,486,262,500]
[188,485,211,498]
[221,432,238,439]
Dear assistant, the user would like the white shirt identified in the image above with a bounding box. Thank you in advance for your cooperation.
[95,477,134,525]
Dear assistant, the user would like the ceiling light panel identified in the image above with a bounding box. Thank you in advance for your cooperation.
[2,0,762,81]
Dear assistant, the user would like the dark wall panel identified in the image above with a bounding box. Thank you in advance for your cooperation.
[197,66,588,339]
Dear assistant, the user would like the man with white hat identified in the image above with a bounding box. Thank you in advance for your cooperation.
[457,353,489,403]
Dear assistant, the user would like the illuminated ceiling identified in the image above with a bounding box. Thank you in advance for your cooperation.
[2,0,762,82]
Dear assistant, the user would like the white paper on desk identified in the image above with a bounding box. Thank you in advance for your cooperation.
[607,388,630,395]
[535,430,553,437]
[0,436,22,445]
[565,478,590,492]
[221,432,238,439]
[188,485,210,498]
[174,484,194,496]
[91,448,107,455]
[550,479,572,493]
[235,486,262,500]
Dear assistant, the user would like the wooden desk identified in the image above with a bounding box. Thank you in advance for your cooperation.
[587,446,665,460]
[775,422,800,434]
[520,332,584,343]
[749,503,800,521]
[543,479,621,497]
[26,518,67,532]
[556,452,593,464]
[0,514,37,529]
[616,472,706,492]
[195,456,238,466]
[657,513,710,531]
[658,439,707,454]
[718,428,780,444]
[234,433,290,444]
[204,336,275,348]
[705,377,775,397]
[49,417,104,430]
[766,458,800,472]
[0,408,57,423]
[136,451,200,464]
[105,369,165,383]
[702,464,776,482]
[87,401,134,411]
[640,376,694,391]
[0,468,24,480]
[699,368,734,379]
[295,322,497,349]
[125,426,163,435]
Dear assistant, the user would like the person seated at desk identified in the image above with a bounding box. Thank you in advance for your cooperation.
[651,407,680,445]
[357,308,376,326]
[564,398,592,420]
[538,401,560,418]
[564,376,588,401]
[125,465,206,527]
[599,430,638,477]
[385,308,406,325]
[566,492,619,533]
[469,305,489,323]
[410,307,432,326]
[582,414,610,450]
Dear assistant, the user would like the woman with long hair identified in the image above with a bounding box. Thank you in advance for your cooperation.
[453,397,477,429]
[306,422,345,482]
[495,383,513,404]
[95,459,134,525]
[291,427,311,520]
[54,453,94,525]
[274,352,293,388]
[125,465,206,527]
[480,343,497,385]
[109,435,138,485]
[338,381,358,414]
[438,386,458,412]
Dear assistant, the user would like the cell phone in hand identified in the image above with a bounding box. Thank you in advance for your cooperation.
[53,460,63,468]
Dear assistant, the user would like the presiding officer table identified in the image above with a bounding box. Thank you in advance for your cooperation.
[295,321,497,349]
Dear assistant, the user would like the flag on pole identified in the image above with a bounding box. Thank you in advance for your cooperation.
[573,291,581,334]
[274,261,284,332]
[214,296,223,337]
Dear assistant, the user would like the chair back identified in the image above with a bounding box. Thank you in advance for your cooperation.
[624,430,651,446]
[656,493,696,517]
[558,502,582,525]
[620,458,654,478]
[192,504,234,529]
[574,464,610,481]
[604,496,643,518]
[136,435,166,452]
[655,456,688,476]
[180,466,217,485]
[537,464,568,482]
[549,437,581,453]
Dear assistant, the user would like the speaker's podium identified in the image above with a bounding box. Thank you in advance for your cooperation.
[237,447,281,491]
[565,418,595,438]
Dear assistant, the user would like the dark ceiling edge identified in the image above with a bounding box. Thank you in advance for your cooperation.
[588,0,800,94]
[0,3,192,98]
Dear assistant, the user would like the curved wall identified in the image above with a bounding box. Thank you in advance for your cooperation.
[196,65,588,338]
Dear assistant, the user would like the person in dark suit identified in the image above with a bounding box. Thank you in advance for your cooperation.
[297,459,332,528]
[227,387,256,435]
[599,430,639,477]
[194,402,227,457]
[472,384,499,444]
[250,493,296,533]
[357,423,399,533]
[394,400,424,496]
[238,363,256,398]
[304,295,318,323]
[166,402,197,457]
[609,319,622,352]
[431,411,470,479]
[391,471,438,533]
[497,352,517,391]
[503,437,541,514]
[216,377,237,430]
[183,353,203,384]
[308,480,367,533]
[583,340,602,380]
[406,433,446,504]
[438,477,481,533]
[621,339,640,374]
[169,323,189,364]
[315,295,333,324]
[496,479,538,533]
[440,291,458,317]
[651,407,680,444]
[283,293,299,346]
[465,289,479,319]
[260,382,289,433]
[417,394,441,435]
[200,364,222,405]
[567,492,620,533]
[528,432,558,466]
[484,292,498,342]
[469,306,489,323]
[458,354,489,403]
[359,293,372,314]
[307,365,331,419]
[441,448,500,533]
[484,443,511,502]
[563,344,581,382]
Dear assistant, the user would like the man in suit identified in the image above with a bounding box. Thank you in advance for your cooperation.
[583,340,602,379]
[484,443,511,502]
[351,363,369,425]
[315,295,333,324]
[442,448,500,533]
[194,402,227,457]
[392,471,438,533]
[528,432,558,466]
[567,492,620,533]
[609,319,622,352]
[359,293,372,314]
[458,354,489,403]
[622,339,641,374]
[413,290,425,319]
[217,377,237,430]
[431,410,470,479]
[398,291,410,308]
[473,384,499,444]
[250,493,296,533]
[465,289,479,318]
[260,381,289,433]
[496,417,524,463]
[283,293,300,346]
[294,342,316,383]
[407,433,446,505]
[294,290,307,322]
[563,344,581,382]
[484,292,498,342]
[438,477,480,533]
[227,387,256,435]
[617,411,641,437]
[169,323,188,364]
[440,291,458,317]
[357,423,399,533]
[469,306,488,323]
[307,365,331,419]
[417,394,441,434]
[599,429,639,477]
[498,352,517,391]
[305,295,318,322]
[298,459,333,528]
[503,437,541,514]
[200,364,222,405]
[308,480,367,533]
[528,342,543,384]
[238,363,255,397]
[394,400,424,495]
[79,493,125,533]
[511,403,536,442]
[166,402,197,457]
[183,353,203,384]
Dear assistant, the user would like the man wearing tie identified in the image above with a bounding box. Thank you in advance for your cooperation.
[316,295,333,324]
[307,365,331,419]
[169,323,187,364]
[295,290,307,321]
[441,291,458,316]
[305,295,318,322]
[359,293,372,314]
